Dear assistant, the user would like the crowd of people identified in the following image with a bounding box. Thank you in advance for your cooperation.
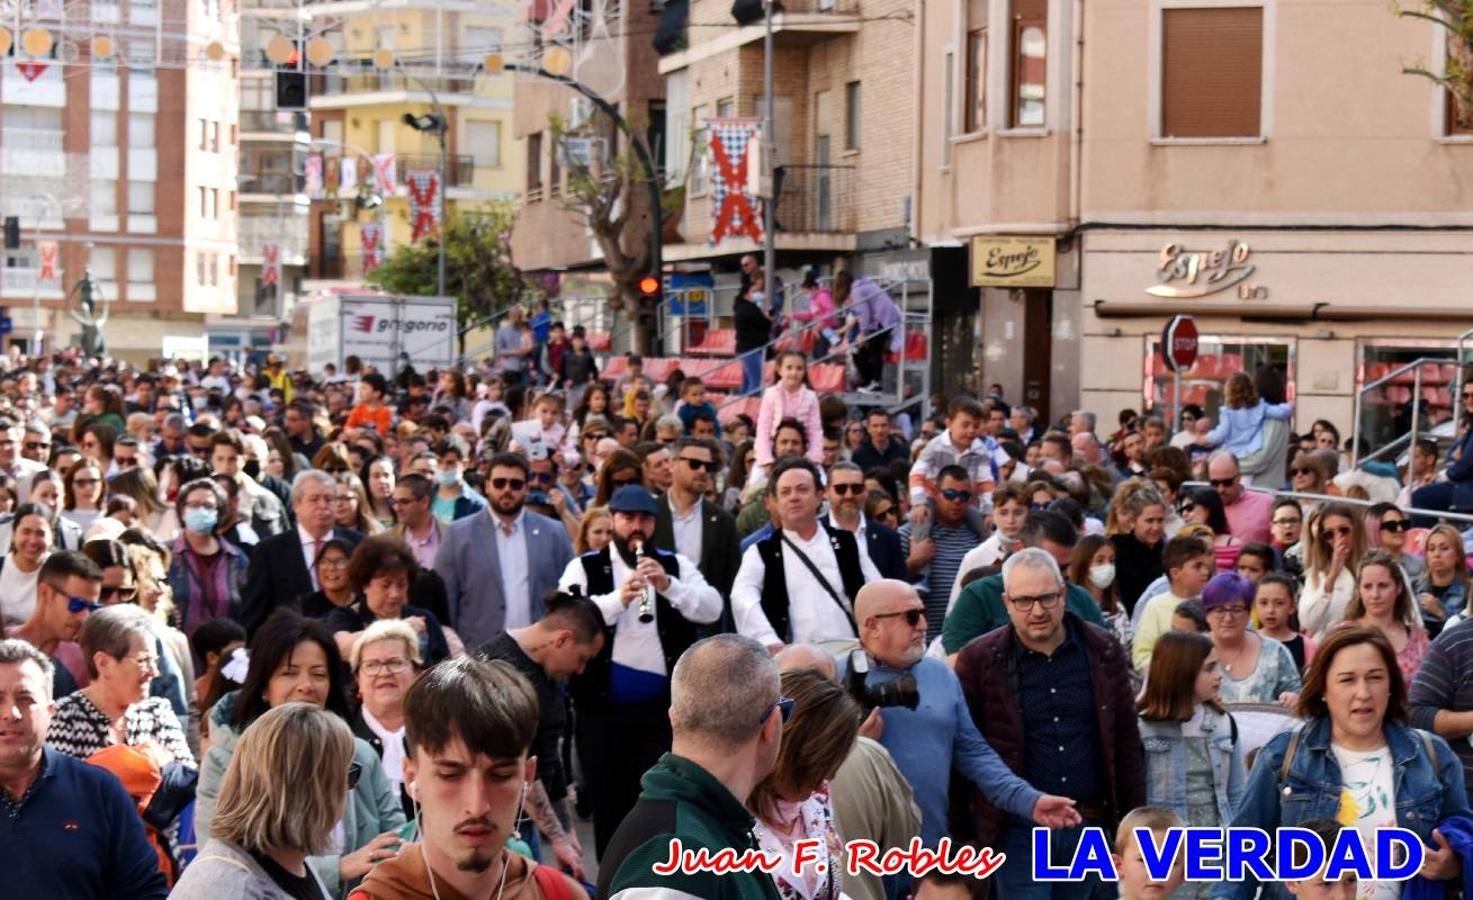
[3,339,1473,900]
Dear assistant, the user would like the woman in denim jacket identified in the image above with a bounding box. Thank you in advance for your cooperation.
[1213,624,1468,900]
[1139,631,1246,900]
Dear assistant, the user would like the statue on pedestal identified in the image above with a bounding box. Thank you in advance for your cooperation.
[67,266,108,358]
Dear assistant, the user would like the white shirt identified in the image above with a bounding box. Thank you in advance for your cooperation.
[298,524,331,591]
[947,533,1015,611]
[0,555,42,626]
[494,511,531,630]
[1330,743,1399,900]
[731,524,882,647]
[826,510,883,576]
[361,705,407,796]
[558,548,723,677]
[669,495,704,565]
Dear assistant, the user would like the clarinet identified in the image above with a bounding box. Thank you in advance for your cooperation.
[633,540,656,624]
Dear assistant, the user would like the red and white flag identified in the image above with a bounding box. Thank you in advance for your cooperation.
[371,153,396,195]
[262,242,281,286]
[360,222,383,272]
[36,241,59,283]
[406,170,441,242]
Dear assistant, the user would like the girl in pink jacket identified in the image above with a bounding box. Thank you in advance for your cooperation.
[754,350,826,476]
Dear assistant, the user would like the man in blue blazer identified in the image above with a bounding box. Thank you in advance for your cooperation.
[434,451,573,647]
[827,461,907,580]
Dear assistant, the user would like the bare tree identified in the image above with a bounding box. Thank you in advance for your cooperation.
[1397,1,1473,128]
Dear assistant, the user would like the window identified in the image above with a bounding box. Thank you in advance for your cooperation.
[1446,35,1473,135]
[91,180,118,216]
[1009,0,1047,128]
[198,186,208,217]
[527,132,543,193]
[1449,90,1473,136]
[845,81,861,150]
[965,29,987,132]
[549,136,562,196]
[211,188,220,218]
[716,97,734,119]
[466,120,502,168]
[664,70,690,183]
[127,182,154,216]
[90,111,118,147]
[197,251,219,286]
[199,118,209,150]
[128,112,155,147]
[942,53,954,165]
[209,121,220,151]
[1161,6,1263,138]
[691,104,709,194]
[1143,334,1293,427]
[89,246,117,284]
[127,248,153,299]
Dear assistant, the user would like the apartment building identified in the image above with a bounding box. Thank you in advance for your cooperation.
[0,0,239,363]
[916,0,1473,434]
[303,0,521,286]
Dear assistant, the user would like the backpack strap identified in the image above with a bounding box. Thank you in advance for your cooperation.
[1228,713,1238,747]
[533,864,574,900]
[1416,728,1439,770]
[1278,724,1306,786]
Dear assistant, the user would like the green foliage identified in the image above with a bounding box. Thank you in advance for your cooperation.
[1396,1,1473,122]
[365,202,529,327]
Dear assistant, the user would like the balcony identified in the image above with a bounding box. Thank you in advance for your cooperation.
[238,172,304,196]
[1,129,66,177]
[239,215,310,264]
[396,154,476,188]
[0,267,66,299]
[240,110,310,138]
[657,0,859,71]
[310,71,479,109]
[772,164,855,233]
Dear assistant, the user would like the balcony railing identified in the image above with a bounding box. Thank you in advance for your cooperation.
[2,128,65,152]
[312,71,477,100]
[240,110,309,135]
[771,0,859,13]
[772,164,855,233]
[396,154,476,188]
[0,267,66,297]
[239,216,310,261]
[239,172,304,195]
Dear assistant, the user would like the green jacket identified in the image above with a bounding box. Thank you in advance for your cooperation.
[941,573,1106,655]
[600,753,783,900]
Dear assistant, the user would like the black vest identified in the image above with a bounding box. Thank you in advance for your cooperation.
[568,546,694,705]
[755,522,867,643]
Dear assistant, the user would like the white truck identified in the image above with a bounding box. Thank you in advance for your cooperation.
[297,291,458,377]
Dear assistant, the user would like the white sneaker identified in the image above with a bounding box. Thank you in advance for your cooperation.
[857,381,882,393]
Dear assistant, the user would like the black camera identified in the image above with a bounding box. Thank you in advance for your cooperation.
[845,650,919,711]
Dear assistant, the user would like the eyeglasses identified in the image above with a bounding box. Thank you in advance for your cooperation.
[1179,502,1197,514]
[1207,605,1249,618]
[23,441,48,452]
[115,457,138,469]
[1008,591,1062,611]
[873,506,896,519]
[529,471,555,484]
[1291,467,1315,477]
[939,488,972,503]
[65,595,102,614]
[188,445,212,458]
[347,761,363,790]
[124,652,160,672]
[612,475,639,487]
[73,477,101,487]
[1380,519,1410,533]
[490,477,527,491]
[873,609,924,627]
[316,556,349,569]
[1208,477,1238,489]
[1324,526,1355,539]
[100,585,137,603]
[679,458,719,473]
[389,496,422,507]
[1272,517,1302,527]
[831,483,865,496]
[184,502,218,512]
[582,433,607,442]
[360,658,411,676]
[331,495,356,505]
[758,696,796,727]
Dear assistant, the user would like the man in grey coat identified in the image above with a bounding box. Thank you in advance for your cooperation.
[433,452,573,647]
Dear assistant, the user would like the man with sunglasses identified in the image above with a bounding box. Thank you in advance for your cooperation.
[901,465,989,643]
[653,438,743,610]
[954,549,1144,897]
[387,474,445,571]
[0,418,46,483]
[600,634,786,900]
[6,550,104,699]
[558,484,723,857]
[19,419,52,467]
[827,460,907,581]
[433,452,573,649]
[1206,452,1273,544]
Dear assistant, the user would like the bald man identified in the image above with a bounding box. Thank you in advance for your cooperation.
[774,643,838,681]
[846,579,1080,848]
[1208,452,1273,544]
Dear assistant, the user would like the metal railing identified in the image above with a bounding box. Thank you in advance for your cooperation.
[1183,483,1473,527]
[397,154,475,188]
[313,71,477,99]
[239,110,309,135]
[238,172,303,195]
[1352,349,1469,469]
[772,164,856,233]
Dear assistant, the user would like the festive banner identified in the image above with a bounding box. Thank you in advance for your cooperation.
[708,118,763,245]
[406,169,441,242]
[323,156,342,198]
[16,62,48,82]
[261,242,281,286]
[340,157,358,196]
[305,154,324,199]
[36,241,59,283]
[371,153,396,195]
[360,221,383,272]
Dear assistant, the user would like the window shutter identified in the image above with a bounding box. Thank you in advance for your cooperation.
[1161,7,1263,138]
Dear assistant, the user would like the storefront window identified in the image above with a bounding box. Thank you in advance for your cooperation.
[1357,339,1462,458]
[1142,334,1295,428]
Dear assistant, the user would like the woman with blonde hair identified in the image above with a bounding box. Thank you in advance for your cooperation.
[575,505,613,555]
[170,703,356,900]
[1106,479,1168,614]
[331,471,384,535]
[1416,523,1471,631]
[749,669,861,900]
[1347,549,1427,680]
[1297,502,1366,640]
[348,618,422,818]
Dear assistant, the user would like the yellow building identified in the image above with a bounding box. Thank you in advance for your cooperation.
[305,0,522,283]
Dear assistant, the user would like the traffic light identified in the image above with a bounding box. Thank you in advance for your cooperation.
[275,71,307,110]
[638,275,661,299]
[3,217,18,250]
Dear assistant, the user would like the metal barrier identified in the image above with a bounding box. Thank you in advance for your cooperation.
[1351,327,1473,469]
[1182,482,1473,526]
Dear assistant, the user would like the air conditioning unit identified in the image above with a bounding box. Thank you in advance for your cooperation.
[569,97,594,130]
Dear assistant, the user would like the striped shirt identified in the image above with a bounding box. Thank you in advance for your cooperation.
[900,520,984,644]
[1409,618,1473,802]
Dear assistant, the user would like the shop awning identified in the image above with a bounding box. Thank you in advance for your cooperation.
[1091,301,1473,322]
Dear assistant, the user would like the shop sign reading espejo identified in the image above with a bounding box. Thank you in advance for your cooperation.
[970,236,1056,288]
[1146,240,1267,299]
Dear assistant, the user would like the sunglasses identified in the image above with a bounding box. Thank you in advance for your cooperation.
[678,458,719,473]
[1208,477,1237,489]
[66,596,102,614]
[758,696,796,726]
[874,506,895,519]
[1324,526,1355,538]
[1179,502,1197,514]
[1380,520,1410,533]
[612,476,639,487]
[490,477,526,491]
[347,760,363,790]
[1291,467,1315,476]
[583,433,607,442]
[529,471,555,484]
[939,488,972,503]
[73,477,101,487]
[100,585,137,602]
[24,441,48,451]
[874,609,924,626]
[832,483,865,496]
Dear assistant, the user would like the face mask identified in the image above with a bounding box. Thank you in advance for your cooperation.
[435,468,461,487]
[242,459,260,480]
[191,396,207,410]
[183,506,218,535]
[1088,564,1116,590]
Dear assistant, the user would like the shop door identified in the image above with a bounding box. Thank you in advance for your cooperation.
[1022,288,1053,423]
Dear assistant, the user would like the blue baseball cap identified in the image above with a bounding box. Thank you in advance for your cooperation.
[609,485,659,516]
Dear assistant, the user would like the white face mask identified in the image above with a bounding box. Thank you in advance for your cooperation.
[1088,563,1116,590]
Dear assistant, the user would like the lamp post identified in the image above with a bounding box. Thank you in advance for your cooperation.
[397,67,449,298]
[762,0,776,306]
[23,192,62,356]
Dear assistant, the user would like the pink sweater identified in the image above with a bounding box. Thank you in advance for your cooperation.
[755,383,825,468]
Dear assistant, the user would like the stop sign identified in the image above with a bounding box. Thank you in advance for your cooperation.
[1162,315,1199,373]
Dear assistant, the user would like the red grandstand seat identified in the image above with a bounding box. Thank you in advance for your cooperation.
[1219,354,1244,376]
[1404,528,1429,557]
[642,358,676,382]
[904,332,927,362]
[809,363,846,393]
[704,360,744,391]
[1364,362,1391,385]
[588,332,612,353]
[601,356,628,382]
[687,328,736,357]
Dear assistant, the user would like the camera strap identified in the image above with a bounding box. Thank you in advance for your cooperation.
[780,532,857,634]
